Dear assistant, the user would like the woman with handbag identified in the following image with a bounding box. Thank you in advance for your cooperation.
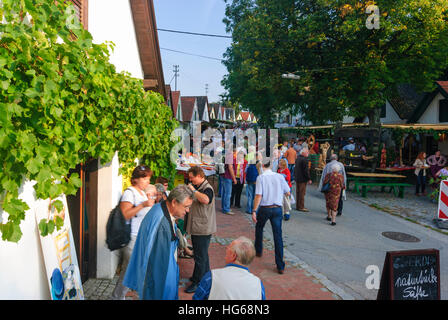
[278,159,292,221]
[322,163,345,226]
[111,165,154,300]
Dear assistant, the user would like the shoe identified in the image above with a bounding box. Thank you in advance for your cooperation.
[326,217,331,221]
[330,222,336,226]
[256,252,262,257]
[298,208,310,212]
[284,214,290,221]
[184,283,198,293]
[277,269,284,274]
[223,211,235,215]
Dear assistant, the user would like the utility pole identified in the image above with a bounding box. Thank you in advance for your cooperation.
[173,65,179,90]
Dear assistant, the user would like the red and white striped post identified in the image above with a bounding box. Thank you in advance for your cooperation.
[437,180,448,221]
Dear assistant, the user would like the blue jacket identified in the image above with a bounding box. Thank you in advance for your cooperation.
[123,201,179,300]
[246,164,259,183]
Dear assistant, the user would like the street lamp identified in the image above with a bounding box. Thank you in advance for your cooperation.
[281,73,301,80]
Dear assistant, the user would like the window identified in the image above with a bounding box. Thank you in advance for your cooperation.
[380,103,386,118]
[439,99,448,122]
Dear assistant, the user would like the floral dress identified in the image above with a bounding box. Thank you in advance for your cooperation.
[323,172,344,211]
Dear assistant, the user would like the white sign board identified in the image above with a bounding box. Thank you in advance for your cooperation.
[35,196,84,300]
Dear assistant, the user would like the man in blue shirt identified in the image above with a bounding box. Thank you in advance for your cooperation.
[342,138,356,151]
[252,160,290,274]
[193,236,266,300]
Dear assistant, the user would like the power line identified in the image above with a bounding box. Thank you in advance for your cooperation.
[160,47,224,62]
[158,28,232,39]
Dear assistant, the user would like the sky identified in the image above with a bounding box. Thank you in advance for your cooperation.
[153,0,232,103]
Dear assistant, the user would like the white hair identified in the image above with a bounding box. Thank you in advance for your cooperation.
[300,148,309,155]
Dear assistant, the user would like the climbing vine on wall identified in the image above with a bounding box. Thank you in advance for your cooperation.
[0,0,178,242]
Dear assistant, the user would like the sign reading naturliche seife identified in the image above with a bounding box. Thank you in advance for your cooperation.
[377,249,440,300]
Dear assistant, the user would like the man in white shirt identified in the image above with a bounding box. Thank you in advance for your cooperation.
[251,160,290,274]
[193,236,265,300]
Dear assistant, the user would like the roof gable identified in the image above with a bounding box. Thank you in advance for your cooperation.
[387,84,426,120]
[129,0,166,100]
[196,96,209,122]
[171,91,180,118]
[408,81,448,123]
[181,97,196,122]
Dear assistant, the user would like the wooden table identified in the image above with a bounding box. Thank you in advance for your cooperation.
[347,172,412,198]
[376,167,415,173]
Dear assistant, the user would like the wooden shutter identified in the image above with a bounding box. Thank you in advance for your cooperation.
[70,0,88,30]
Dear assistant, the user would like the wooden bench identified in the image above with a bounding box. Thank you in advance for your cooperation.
[357,182,413,198]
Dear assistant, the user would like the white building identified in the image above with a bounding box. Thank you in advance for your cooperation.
[0,0,166,299]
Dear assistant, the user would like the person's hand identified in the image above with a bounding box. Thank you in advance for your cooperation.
[252,212,257,223]
[187,183,195,191]
[142,200,152,207]
[308,180,312,185]
[233,178,237,185]
[285,192,291,197]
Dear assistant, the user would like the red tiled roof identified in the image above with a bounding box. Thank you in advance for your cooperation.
[181,97,195,122]
[437,81,448,95]
[238,111,250,121]
[171,91,180,118]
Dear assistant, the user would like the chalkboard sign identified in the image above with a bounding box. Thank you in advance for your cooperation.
[377,249,440,300]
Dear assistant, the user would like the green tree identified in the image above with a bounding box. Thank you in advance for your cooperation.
[0,0,178,242]
[222,0,448,126]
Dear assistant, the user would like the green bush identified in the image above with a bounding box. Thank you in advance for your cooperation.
[0,0,178,242]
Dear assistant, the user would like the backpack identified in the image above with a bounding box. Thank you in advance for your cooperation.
[106,188,135,251]
[106,204,131,251]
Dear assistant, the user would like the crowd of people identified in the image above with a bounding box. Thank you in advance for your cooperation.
[108,136,446,301]
[109,163,268,301]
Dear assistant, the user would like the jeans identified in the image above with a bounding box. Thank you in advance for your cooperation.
[416,172,426,194]
[191,234,211,284]
[288,164,295,181]
[221,178,233,213]
[246,183,256,213]
[217,175,224,197]
[254,206,285,271]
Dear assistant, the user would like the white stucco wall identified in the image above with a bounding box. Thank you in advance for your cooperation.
[418,93,446,124]
[88,0,143,79]
[0,181,50,299]
[0,2,141,298]
[382,101,404,124]
[96,153,123,279]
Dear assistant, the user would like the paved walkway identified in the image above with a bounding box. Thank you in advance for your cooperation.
[348,184,448,234]
[83,197,344,300]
